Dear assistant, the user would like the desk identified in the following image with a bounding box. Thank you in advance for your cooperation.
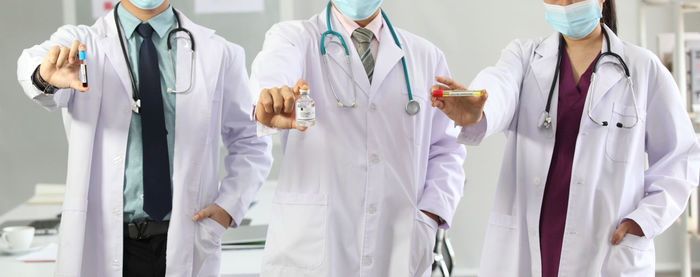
[0,182,276,277]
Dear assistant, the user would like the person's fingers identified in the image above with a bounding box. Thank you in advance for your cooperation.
[291,119,308,131]
[435,100,445,110]
[270,113,294,129]
[68,40,80,64]
[44,46,60,67]
[259,89,273,114]
[56,47,70,68]
[611,224,627,245]
[293,79,308,97]
[280,86,296,114]
[71,80,89,92]
[192,206,213,221]
[435,76,456,87]
[270,87,284,114]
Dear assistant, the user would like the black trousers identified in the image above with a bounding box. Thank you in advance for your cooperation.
[123,234,167,277]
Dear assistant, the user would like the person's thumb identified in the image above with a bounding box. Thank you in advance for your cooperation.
[611,224,627,245]
[192,206,212,221]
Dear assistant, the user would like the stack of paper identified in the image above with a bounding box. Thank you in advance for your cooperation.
[16,243,58,263]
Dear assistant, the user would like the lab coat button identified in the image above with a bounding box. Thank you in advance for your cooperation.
[369,154,380,164]
[368,204,377,214]
[369,103,377,112]
[112,259,120,267]
[113,208,121,216]
[113,155,123,165]
[534,177,541,186]
[362,256,372,266]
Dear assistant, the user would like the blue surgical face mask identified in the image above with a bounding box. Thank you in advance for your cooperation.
[332,0,383,21]
[130,0,166,10]
[544,0,602,39]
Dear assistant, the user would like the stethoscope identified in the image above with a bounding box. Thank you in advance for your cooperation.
[320,2,420,116]
[538,26,639,129]
[114,2,196,114]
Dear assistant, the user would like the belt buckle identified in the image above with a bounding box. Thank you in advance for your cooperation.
[128,222,150,240]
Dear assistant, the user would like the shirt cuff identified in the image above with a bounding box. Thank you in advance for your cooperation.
[624,210,658,239]
[456,116,487,145]
[215,195,247,228]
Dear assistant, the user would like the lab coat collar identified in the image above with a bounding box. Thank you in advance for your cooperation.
[369,18,404,95]
[323,6,371,97]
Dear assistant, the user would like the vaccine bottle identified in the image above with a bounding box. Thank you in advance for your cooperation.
[295,85,315,127]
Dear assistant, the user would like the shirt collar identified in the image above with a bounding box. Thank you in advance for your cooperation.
[331,5,383,42]
[117,4,177,39]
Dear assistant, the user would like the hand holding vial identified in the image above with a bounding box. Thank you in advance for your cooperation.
[255,78,310,131]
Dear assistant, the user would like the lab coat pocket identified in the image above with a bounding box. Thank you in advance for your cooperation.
[605,105,640,163]
[479,213,519,276]
[263,192,328,270]
[199,217,227,250]
[193,218,226,276]
[602,234,655,277]
[409,210,438,277]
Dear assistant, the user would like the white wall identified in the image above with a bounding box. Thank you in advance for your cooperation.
[2,0,700,275]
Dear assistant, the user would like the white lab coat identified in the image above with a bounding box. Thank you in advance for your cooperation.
[249,7,466,277]
[459,25,700,276]
[16,9,273,277]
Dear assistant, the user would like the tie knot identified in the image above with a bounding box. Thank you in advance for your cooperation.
[352,28,374,43]
[136,23,155,39]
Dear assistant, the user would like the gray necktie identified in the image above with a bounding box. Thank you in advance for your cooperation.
[352,28,375,83]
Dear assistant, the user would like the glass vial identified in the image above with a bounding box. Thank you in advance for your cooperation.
[295,85,315,127]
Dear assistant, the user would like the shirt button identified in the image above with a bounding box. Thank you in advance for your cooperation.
[369,103,377,112]
[362,256,372,266]
[369,154,380,164]
[140,194,144,200]
[368,204,377,215]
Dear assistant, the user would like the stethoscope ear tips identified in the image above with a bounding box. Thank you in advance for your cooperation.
[616,122,623,128]
[602,121,609,127]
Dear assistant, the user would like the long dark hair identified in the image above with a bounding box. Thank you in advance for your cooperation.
[602,0,618,34]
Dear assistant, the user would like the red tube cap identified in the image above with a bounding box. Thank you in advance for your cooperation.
[432,90,444,98]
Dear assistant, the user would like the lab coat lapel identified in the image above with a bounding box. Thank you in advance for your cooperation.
[168,12,218,277]
[174,15,194,93]
[97,10,135,102]
[531,33,560,105]
[370,23,403,95]
[588,25,625,111]
[323,9,370,97]
[173,12,217,168]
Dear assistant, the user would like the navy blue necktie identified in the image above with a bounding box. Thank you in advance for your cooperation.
[137,23,172,222]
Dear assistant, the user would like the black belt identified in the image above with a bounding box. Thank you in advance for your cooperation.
[124,221,169,240]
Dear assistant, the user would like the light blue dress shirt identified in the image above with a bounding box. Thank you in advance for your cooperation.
[117,5,177,223]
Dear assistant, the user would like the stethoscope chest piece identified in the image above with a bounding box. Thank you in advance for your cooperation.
[406,100,421,115]
[538,111,552,129]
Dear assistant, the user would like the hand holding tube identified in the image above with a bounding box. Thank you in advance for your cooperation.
[430,76,487,127]
[39,40,89,92]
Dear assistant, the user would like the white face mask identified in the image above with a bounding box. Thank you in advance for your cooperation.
[129,0,166,10]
